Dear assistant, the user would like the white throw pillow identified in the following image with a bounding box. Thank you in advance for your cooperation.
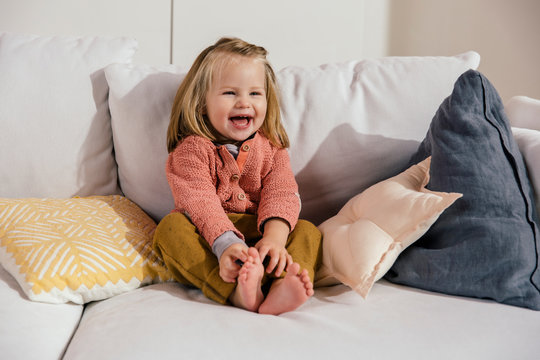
[105,52,479,224]
[315,157,462,297]
[105,64,186,221]
[0,32,138,198]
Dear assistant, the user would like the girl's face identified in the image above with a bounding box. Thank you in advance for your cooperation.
[205,55,267,143]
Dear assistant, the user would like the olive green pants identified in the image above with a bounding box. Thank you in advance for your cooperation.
[153,213,322,305]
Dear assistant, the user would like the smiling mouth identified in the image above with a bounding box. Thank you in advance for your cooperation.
[229,116,252,128]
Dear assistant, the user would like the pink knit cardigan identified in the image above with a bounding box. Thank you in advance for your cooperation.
[166,132,300,246]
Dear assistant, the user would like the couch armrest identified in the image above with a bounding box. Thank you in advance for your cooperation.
[506,95,540,216]
[506,96,540,130]
[512,126,540,217]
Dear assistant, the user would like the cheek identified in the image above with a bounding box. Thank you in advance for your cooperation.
[207,100,227,117]
[259,102,268,116]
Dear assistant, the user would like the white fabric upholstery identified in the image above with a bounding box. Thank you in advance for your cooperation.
[0,32,137,198]
[279,52,480,224]
[506,96,540,131]
[513,127,540,217]
[0,266,82,360]
[105,64,185,221]
[63,280,540,360]
[507,95,540,218]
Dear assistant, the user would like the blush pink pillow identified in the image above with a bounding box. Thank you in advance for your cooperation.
[315,157,462,297]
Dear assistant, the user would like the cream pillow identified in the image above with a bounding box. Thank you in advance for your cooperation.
[0,195,173,304]
[0,32,137,198]
[315,157,462,297]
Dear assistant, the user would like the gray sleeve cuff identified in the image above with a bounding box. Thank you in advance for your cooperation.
[212,231,245,260]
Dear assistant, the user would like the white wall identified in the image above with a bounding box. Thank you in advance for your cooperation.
[387,0,540,102]
[171,0,389,70]
[0,0,388,69]
[0,0,171,64]
[1,0,538,101]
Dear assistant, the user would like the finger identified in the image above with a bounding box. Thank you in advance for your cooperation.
[228,266,242,282]
[265,251,279,274]
[236,248,248,262]
[220,269,235,283]
[230,246,248,262]
[257,245,269,263]
[286,254,293,267]
[229,262,241,273]
[221,259,241,281]
[274,253,287,277]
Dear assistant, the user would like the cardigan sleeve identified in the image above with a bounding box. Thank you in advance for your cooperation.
[257,147,300,232]
[166,137,244,246]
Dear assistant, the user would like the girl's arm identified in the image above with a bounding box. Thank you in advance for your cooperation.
[255,148,301,275]
[257,147,301,233]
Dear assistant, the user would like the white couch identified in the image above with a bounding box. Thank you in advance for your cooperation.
[1,33,540,360]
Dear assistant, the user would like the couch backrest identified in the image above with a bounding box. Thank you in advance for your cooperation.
[0,32,137,198]
[0,32,481,225]
[278,52,480,223]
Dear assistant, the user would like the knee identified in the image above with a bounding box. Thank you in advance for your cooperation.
[294,220,322,242]
[295,219,319,231]
[153,213,192,248]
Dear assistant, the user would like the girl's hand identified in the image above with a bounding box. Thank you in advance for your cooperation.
[219,243,248,283]
[255,219,292,277]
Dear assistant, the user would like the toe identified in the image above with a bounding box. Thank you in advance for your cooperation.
[247,247,259,260]
[286,262,300,275]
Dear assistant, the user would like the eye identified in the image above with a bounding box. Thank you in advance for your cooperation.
[250,91,263,96]
[223,91,235,95]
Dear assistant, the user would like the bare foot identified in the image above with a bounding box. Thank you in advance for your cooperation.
[258,262,314,315]
[229,247,264,312]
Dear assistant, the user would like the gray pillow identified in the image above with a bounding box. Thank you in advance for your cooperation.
[386,70,540,310]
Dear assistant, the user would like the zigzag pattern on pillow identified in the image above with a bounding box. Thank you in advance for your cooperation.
[0,195,173,304]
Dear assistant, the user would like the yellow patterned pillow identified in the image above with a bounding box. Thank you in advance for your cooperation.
[0,195,173,304]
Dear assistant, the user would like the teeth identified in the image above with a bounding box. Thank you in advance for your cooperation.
[230,116,250,127]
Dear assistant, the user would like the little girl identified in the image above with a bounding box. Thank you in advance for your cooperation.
[153,37,322,315]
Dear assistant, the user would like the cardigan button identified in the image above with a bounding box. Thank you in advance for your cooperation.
[242,144,250,152]
[237,193,246,201]
[231,174,240,181]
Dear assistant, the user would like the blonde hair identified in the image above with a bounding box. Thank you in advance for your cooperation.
[167,37,289,153]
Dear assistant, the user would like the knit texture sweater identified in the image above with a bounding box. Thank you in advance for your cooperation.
[166,131,300,246]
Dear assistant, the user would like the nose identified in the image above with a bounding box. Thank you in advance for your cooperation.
[235,95,250,108]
